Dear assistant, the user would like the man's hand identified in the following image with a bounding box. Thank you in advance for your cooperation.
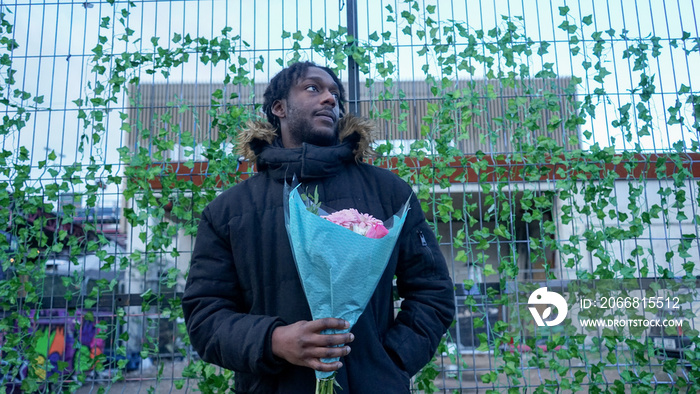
[271,318,354,372]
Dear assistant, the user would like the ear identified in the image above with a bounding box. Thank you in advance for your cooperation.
[271,99,286,119]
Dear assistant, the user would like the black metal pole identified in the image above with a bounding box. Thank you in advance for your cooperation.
[346,0,360,115]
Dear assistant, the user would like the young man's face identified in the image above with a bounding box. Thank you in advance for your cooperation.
[272,67,341,148]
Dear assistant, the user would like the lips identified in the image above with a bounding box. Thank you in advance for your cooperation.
[315,109,337,124]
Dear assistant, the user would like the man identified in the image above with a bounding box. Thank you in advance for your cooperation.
[182,61,454,393]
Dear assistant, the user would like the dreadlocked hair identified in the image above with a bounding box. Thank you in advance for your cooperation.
[262,61,347,132]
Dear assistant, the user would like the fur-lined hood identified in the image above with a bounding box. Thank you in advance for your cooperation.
[236,114,376,163]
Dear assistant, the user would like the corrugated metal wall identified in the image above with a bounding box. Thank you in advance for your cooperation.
[127,77,577,159]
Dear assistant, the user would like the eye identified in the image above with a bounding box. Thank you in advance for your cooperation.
[305,85,319,92]
[331,92,340,100]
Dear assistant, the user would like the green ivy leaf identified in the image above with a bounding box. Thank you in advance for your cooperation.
[483,264,496,276]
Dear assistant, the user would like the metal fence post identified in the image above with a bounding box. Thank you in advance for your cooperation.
[346,0,360,115]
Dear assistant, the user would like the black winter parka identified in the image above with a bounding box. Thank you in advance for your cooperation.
[182,116,455,393]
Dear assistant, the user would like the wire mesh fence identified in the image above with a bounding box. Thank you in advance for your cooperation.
[1,0,700,392]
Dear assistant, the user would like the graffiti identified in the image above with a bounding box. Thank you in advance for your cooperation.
[33,309,106,379]
[0,359,28,394]
[1,309,107,390]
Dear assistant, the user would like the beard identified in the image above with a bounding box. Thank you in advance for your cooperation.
[284,104,339,147]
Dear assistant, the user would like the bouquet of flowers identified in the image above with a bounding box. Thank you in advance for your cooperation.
[283,183,410,393]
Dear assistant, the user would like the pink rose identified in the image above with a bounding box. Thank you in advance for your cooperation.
[365,223,389,239]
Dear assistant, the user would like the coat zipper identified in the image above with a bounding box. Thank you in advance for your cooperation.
[417,230,436,268]
[418,230,428,246]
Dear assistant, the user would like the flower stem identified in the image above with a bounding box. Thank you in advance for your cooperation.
[315,377,336,394]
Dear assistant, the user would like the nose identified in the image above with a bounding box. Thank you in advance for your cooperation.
[321,89,337,107]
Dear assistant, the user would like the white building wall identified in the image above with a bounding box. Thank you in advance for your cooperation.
[555,179,700,279]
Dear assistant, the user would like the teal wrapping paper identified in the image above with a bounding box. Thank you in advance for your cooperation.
[284,184,410,379]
